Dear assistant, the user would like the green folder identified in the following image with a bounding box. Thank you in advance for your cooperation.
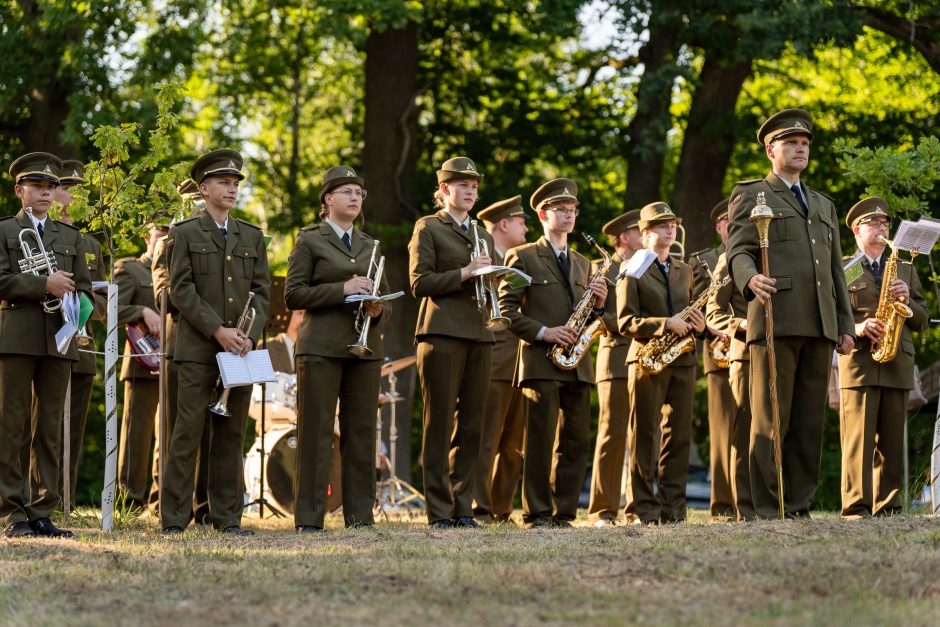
[79,292,94,328]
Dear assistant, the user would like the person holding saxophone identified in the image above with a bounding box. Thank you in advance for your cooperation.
[838,198,927,518]
[160,149,270,536]
[285,166,390,532]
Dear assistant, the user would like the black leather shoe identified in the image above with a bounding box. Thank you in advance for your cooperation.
[527,518,554,529]
[785,509,812,520]
[4,522,35,539]
[29,518,73,538]
[429,519,453,529]
[452,516,480,528]
[551,518,573,528]
[296,525,324,534]
[221,526,255,536]
[162,526,184,535]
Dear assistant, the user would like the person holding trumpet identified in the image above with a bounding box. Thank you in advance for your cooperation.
[160,149,270,536]
[285,166,390,532]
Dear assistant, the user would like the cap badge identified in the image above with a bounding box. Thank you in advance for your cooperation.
[563,187,570,195]
[794,121,804,129]
[72,169,80,177]
[43,165,52,173]
[346,169,355,176]
[228,160,237,168]
[466,162,475,170]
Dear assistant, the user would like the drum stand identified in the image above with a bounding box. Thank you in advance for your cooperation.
[244,329,285,519]
[375,369,424,512]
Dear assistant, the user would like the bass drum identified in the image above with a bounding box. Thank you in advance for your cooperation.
[244,427,342,515]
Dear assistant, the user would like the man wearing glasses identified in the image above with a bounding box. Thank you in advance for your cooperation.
[837,198,927,518]
[498,178,607,528]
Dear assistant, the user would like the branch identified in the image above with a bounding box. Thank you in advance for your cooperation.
[860,5,940,75]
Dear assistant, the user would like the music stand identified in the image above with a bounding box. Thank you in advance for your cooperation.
[374,355,424,514]
[245,275,290,519]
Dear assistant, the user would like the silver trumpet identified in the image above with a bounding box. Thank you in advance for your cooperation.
[209,291,257,417]
[19,208,63,314]
[347,240,384,358]
[470,220,510,332]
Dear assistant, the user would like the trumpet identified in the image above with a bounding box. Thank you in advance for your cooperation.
[347,240,384,358]
[18,208,63,314]
[208,292,257,417]
[471,220,510,332]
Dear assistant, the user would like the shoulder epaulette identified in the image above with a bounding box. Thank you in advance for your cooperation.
[235,218,262,231]
[55,220,80,232]
[173,216,199,226]
[0,216,13,222]
[358,230,376,243]
[734,178,764,186]
[806,186,835,203]
[300,224,317,232]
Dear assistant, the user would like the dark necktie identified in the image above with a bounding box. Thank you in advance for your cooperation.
[791,184,809,217]
[557,251,574,305]
[654,260,675,316]
[220,227,227,240]
[871,259,882,287]
[37,222,44,239]
[460,223,469,234]
[342,232,352,251]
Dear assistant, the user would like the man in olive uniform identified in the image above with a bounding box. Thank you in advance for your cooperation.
[409,157,497,528]
[726,108,855,519]
[588,208,641,527]
[689,199,736,520]
[160,150,270,535]
[706,251,753,520]
[498,179,608,528]
[115,224,168,509]
[471,195,528,524]
[838,198,928,518]
[0,152,92,538]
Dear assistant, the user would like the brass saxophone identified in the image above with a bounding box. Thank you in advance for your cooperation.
[871,236,913,363]
[637,262,730,375]
[709,336,731,369]
[548,233,612,370]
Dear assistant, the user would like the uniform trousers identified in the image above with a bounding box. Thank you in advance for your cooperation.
[294,355,379,528]
[749,337,833,518]
[0,354,71,523]
[520,379,592,525]
[728,359,754,520]
[707,369,735,517]
[626,363,696,524]
[119,378,159,507]
[473,379,525,519]
[588,377,629,521]
[417,335,491,522]
[839,385,906,517]
[160,361,249,530]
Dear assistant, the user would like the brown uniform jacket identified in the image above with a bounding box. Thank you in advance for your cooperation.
[408,209,496,343]
[596,252,631,382]
[261,333,294,374]
[115,254,158,380]
[690,245,723,374]
[838,252,928,390]
[706,252,750,363]
[727,172,854,344]
[73,234,107,375]
[498,236,597,385]
[151,235,178,359]
[284,224,390,360]
[617,255,697,368]
[0,209,92,360]
[168,213,270,364]
[489,248,520,382]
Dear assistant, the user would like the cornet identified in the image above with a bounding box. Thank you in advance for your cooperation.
[470,220,510,332]
[208,292,257,417]
[347,240,384,358]
[19,208,63,314]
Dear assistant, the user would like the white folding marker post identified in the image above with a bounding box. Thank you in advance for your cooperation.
[101,283,119,531]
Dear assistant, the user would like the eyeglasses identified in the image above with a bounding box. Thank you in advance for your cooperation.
[863,219,890,229]
[546,207,579,216]
[332,188,367,199]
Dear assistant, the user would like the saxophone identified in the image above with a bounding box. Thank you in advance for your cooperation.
[871,236,913,363]
[637,262,730,375]
[548,233,612,370]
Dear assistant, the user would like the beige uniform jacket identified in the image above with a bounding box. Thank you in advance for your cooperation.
[706,252,750,363]
[616,256,697,368]
[596,252,631,381]
[284,224,390,361]
[408,209,496,343]
[168,213,270,364]
[498,236,597,385]
[726,172,854,343]
[838,254,928,389]
[0,209,92,360]
[115,255,159,380]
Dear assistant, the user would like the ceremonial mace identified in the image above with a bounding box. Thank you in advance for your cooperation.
[750,192,785,520]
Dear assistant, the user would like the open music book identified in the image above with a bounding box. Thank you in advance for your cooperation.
[345,291,405,303]
[617,249,657,280]
[216,349,277,389]
[471,265,532,288]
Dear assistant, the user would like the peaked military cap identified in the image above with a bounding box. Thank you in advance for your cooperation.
[638,201,682,231]
[436,157,484,184]
[757,108,814,145]
[177,178,200,199]
[9,152,62,186]
[59,160,85,185]
[602,208,642,237]
[191,149,245,183]
[845,196,890,229]
[478,195,526,224]
[710,198,729,224]
[531,178,578,212]
[319,165,365,203]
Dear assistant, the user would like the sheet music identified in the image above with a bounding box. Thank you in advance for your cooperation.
[55,292,80,354]
[617,249,657,280]
[894,219,940,254]
[471,265,533,288]
[216,349,276,388]
[345,291,406,303]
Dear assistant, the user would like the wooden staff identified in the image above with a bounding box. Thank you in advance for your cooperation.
[750,192,785,520]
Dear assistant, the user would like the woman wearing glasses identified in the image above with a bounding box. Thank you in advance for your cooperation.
[285,166,390,531]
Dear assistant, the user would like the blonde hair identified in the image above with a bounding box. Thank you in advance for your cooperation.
[433,186,446,209]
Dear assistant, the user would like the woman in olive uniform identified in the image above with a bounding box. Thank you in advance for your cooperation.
[285,166,389,531]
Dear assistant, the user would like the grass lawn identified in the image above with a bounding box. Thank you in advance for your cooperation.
[1,509,938,626]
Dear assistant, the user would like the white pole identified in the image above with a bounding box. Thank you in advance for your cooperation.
[101,283,119,531]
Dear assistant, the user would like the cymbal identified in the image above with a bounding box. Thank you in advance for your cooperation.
[381,355,417,377]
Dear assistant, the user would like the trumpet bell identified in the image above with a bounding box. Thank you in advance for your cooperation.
[485,315,511,332]
[346,342,374,358]
[208,396,232,417]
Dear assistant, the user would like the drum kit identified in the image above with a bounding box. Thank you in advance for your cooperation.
[243,354,423,518]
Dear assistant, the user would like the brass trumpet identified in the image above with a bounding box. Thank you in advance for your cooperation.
[208,292,257,417]
[19,208,63,314]
[347,240,384,358]
[470,220,510,332]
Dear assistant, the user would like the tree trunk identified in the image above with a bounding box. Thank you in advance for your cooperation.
[285,20,308,231]
[362,21,421,483]
[671,55,752,255]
